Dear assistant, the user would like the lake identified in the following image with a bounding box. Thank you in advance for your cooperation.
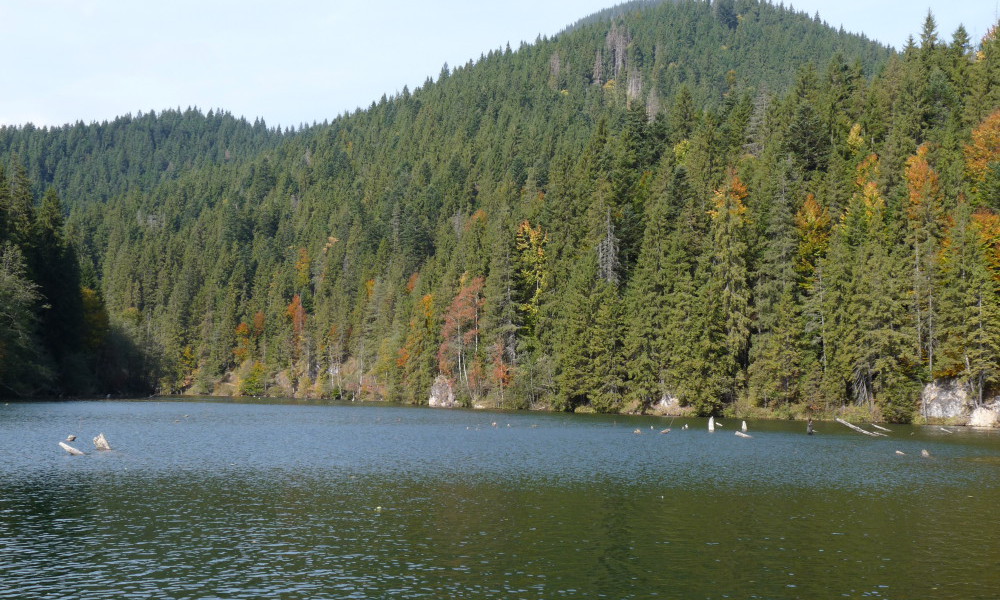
[2,399,999,599]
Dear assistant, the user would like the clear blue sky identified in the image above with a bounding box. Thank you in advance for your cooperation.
[0,0,995,128]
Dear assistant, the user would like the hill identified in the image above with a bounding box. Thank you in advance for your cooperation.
[0,109,288,210]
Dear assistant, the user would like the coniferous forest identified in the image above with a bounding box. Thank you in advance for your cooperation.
[2,0,1000,423]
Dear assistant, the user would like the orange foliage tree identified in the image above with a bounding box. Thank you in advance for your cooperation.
[286,294,307,363]
[438,275,485,394]
[233,322,251,363]
[965,109,1000,198]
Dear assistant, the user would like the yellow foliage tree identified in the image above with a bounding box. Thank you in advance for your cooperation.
[965,109,1000,196]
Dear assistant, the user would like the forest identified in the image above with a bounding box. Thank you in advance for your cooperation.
[2,0,999,423]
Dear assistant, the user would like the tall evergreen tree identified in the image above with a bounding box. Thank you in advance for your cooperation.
[700,169,753,409]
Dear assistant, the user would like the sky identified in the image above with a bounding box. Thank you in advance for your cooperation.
[0,0,996,129]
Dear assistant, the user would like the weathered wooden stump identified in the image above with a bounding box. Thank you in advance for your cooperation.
[93,433,112,451]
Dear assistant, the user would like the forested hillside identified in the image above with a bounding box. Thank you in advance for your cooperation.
[0,110,287,395]
[3,0,999,423]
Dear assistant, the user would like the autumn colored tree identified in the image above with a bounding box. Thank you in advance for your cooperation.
[438,275,485,398]
[233,322,252,363]
[514,220,549,333]
[965,109,1000,204]
[793,193,833,403]
[286,294,307,366]
[398,293,437,403]
[294,247,311,291]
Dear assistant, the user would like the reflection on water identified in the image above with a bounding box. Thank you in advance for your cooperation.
[1,400,999,599]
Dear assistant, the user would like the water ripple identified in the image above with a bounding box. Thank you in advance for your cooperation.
[2,401,999,598]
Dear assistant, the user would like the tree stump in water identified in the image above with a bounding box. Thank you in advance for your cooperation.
[93,433,112,451]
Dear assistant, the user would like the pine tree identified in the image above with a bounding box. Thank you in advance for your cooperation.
[481,231,522,408]
[704,170,752,405]
[785,64,830,175]
[748,159,804,408]
[622,164,676,409]
[794,193,833,405]
[668,85,698,144]
[905,143,945,378]
[7,158,36,252]
[556,250,599,411]
[586,279,626,412]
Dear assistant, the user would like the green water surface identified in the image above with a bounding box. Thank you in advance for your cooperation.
[1,399,998,599]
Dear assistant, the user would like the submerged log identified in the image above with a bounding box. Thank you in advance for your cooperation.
[65,434,76,442]
[659,428,671,434]
[93,433,112,451]
[835,418,887,437]
[735,431,752,439]
[871,424,891,432]
[59,442,85,456]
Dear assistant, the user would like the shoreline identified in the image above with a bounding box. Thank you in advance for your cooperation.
[6,393,996,429]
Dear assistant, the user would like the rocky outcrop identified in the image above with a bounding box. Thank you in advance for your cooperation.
[921,379,973,420]
[428,375,458,408]
[921,378,1000,427]
[648,394,693,417]
[969,405,1000,428]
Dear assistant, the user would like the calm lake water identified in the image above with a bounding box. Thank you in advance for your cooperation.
[2,399,999,599]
